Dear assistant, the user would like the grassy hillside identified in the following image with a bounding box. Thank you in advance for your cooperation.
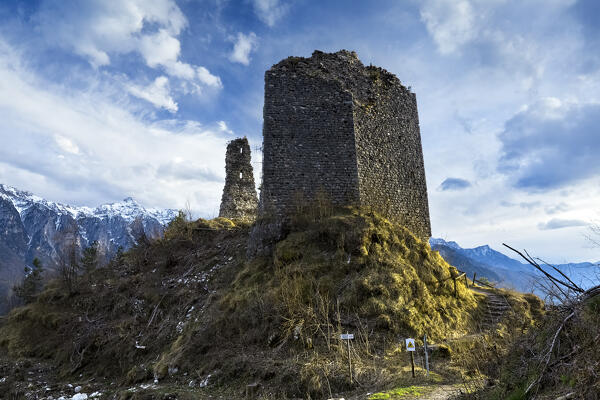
[0,208,543,398]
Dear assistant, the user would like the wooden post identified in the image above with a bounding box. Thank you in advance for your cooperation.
[424,334,429,377]
[410,351,415,378]
[472,272,477,287]
[464,274,468,287]
[453,277,457,298]
[246,382,260,399]
[346,333,352,384]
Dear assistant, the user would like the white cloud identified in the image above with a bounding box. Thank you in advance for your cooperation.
[538,218,588,230]
[0,39,229,216]
[420,0,477,54]
[217,121,234,135]
[252,0,288,26]
[35,0,187,66]
[126,76,178,113]
[54,135,80,155]
[33,0,221,110]
[196,66,222,88]
[139,29,184,69]
[229,32,258,65]
[418,0,576,69]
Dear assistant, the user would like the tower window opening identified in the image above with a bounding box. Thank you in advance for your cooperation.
[240,172,243,179]
[240,147,243,154]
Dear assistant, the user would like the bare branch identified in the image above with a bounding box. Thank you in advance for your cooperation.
[535,257,583,293]
[525,311,575,396]
[503,244,583,294]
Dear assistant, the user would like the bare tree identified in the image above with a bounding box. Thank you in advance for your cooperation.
[58,242,80,296]
[503,243,600,397]
[54,224,82,296]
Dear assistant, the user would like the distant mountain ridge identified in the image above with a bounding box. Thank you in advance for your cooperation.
[0,184,175,225]
[429,238,598,294]
[0,183,177,313]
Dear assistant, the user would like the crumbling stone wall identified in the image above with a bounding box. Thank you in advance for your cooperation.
[219,137,258,221]
[352,65,431,240]
[260,60,361,213]
[249,50,431,255]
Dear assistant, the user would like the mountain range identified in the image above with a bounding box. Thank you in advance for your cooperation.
[430,238,599,295]
[0,183,177,313]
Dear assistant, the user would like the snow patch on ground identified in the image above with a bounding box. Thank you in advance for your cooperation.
[199,374,211,388]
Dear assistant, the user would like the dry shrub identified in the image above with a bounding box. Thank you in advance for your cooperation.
[458,287,599,399]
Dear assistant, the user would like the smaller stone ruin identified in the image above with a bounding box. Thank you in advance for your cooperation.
[218,137,258,221]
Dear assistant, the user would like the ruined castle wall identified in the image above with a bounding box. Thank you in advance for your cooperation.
[219,138,258,221]
[353,78,431,239]
[260,67,361,215]
[251,50,431,256]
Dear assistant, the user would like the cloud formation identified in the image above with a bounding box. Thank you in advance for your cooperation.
[0,39,228,214]
[229,32,258,65]
[439,177,472,191]
[34,0,185,67]
[538,218,588,231]
[157,160,222,182]
[252,0,288,26]
[32,0,221,109]
[126,76,178,112]
[54,135,80,155]
[419,0,477,55]
[545,202,570,215]
[497,98,600,191]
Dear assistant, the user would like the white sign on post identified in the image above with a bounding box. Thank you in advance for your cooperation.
[340,333,354,383]
[405,338,416,351]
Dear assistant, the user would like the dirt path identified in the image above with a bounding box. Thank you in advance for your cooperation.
[349,383,463,400]
[418,384,461,399]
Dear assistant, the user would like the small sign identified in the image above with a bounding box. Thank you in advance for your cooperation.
[340,333,354,340]
[405,338,416,351]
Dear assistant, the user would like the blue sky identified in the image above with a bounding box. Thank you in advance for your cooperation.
[0,0,599,262]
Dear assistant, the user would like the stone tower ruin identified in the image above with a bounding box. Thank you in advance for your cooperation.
[219,137,258,221]
[257,50,431,240]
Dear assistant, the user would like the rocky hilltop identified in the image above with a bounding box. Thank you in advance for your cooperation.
[0,184,177,313]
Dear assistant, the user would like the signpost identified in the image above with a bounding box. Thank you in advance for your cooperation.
[423,334,429,377]
[341,333,354,383]
[406,338,416,378]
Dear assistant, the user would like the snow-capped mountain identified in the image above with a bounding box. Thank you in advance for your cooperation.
[0,183,177,313]
[0,185,175,225]
[429,238,461,250]
[430,238,598,294]
[459,244,531,273]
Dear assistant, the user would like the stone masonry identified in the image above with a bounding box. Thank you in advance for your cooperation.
[257,50,430,237]
[219,137,258,221]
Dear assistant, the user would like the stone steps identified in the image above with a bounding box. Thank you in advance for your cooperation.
[481,293,511,330]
